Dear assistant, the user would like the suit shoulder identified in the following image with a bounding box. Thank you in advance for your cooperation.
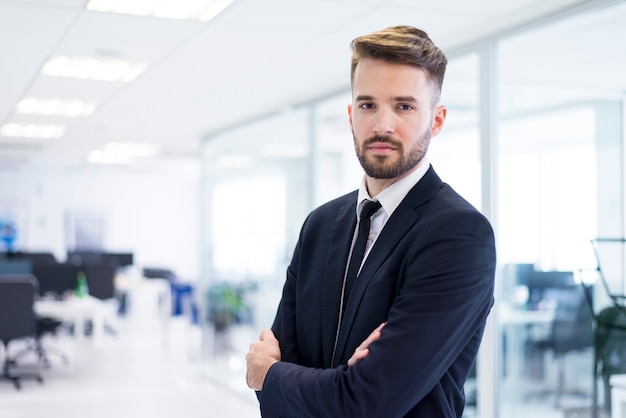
[433,184,494,232]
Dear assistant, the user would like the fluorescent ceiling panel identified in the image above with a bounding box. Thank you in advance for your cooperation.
[41,55,148,82]
[16,97,97,117]
[88,141,159,165]
[86,0,235,22]
[0,123,66,139]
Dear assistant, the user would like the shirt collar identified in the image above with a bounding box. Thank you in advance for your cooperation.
[357,157,430,217]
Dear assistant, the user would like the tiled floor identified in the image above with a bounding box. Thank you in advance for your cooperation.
[0,293,260,418]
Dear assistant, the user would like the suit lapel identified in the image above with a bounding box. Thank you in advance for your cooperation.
[321,195,357,367]
[333,167,443,364]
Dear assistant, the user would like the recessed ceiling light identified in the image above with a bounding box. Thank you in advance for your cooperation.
[0,123,66,139]
[16,97,97,117]
[85,0,235,22]
[88,141,159,165]
[41,55,148,83]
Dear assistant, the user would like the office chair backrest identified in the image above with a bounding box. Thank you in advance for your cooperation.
[0,274,37,343]
[595,306,626,377]
[84,262,117,300]
[107,252,133,267]
[32,263,80,297]
[544,285,594,354]
[591,238,626,308]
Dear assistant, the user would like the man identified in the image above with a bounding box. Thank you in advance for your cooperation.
[246,25,496,417]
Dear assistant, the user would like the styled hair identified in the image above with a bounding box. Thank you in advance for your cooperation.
[350,25,447,105]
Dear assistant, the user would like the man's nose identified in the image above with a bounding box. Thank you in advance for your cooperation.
[373,108,395,135]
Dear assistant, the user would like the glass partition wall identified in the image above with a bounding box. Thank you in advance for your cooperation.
[496,3,626,417]
[200,108,314,387]
[200,3,626,416]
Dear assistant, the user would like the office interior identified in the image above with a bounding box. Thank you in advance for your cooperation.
[1,0,626,417]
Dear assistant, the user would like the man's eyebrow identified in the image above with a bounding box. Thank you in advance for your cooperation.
[394,96,418,103]
[354,95,419,103]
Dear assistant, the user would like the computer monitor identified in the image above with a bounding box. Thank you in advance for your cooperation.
[66,251,133,267]
[525,270,575,307]
[107,252,133,266]
[66,251,104,266]
[33,263,81,297]
[8,251,57,265]
[0,259,33,275]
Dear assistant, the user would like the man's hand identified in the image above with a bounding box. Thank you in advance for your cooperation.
[246,328,281,391]
[348,322,385,366]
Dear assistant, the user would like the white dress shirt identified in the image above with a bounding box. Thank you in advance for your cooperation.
[354,158,431,266]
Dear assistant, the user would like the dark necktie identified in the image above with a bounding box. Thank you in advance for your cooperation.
[343,200,382,306]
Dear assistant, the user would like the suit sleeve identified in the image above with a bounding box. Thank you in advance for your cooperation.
[259,207,496,417]
[270,230,304,365]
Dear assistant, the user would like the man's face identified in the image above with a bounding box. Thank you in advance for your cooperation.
[348,58,446,180]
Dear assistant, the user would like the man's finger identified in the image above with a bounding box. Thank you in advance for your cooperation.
[259,328,277,342]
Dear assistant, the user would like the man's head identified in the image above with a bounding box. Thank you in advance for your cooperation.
[348,26,448,190]
[350,25,447,107]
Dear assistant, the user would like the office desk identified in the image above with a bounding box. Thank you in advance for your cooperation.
[35,295,110,345]
[116,274,172,343]
[116,275,171,319]
[500,304,555,326]
[499,304,555,384]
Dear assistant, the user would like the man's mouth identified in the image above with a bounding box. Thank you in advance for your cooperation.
[368,143,397,154]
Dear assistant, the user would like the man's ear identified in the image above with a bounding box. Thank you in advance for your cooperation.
[347,104,353,131]
[431,105,447,137]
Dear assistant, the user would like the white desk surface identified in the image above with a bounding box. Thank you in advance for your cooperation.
[498,303,556,400]
[35,295,111,345]
[499,303,555,325]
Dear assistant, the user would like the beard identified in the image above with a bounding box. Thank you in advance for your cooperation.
[354,131,431,179]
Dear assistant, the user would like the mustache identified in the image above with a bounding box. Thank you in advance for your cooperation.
[364,135,402,148]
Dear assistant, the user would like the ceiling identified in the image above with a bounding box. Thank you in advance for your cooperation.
[0,0,613,171]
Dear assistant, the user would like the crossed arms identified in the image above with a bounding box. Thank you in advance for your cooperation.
[247,322,385,390]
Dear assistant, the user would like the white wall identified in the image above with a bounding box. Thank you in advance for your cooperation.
[0,160,201,280]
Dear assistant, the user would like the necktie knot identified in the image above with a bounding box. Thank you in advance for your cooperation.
[360,200,381,219]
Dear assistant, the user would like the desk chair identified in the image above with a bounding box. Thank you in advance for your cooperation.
[12,316,68,368]
[592,305,626,416]
[32,262,80,297]
[85,262,117,300]
[534,285,593,408]
[587,238,626,418]
[84,262,119,335]
[18,264,77,365]
[0,274,43,389]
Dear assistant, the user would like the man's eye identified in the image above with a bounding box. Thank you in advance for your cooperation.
[359,103,374,110]
[398,104,414,111]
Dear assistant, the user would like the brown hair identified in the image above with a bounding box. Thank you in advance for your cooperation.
[350,25,447,105]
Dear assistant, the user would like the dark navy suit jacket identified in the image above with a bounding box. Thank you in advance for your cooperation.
[259,166,496,417]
